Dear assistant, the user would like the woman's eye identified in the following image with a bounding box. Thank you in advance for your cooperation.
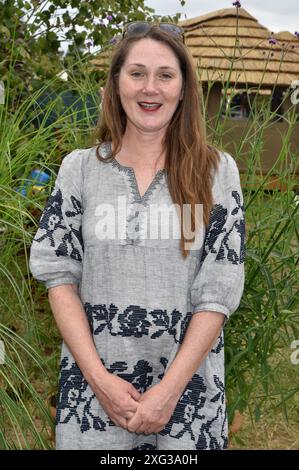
[131,72,143,77]
[161,74,172,79]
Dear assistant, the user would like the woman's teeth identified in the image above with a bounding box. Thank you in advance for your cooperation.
[139,103,161,110]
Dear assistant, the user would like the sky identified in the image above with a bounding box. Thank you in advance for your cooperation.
[145,0,299,33]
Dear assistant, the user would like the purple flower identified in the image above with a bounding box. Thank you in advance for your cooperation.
[269,36,277,45]
[295,31,299,39]
[109,36,118,45]
[106,15,113,21]
[232,1,241,7]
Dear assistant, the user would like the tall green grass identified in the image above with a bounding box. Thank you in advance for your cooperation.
[0,41,298,449]
[198,15,299,445]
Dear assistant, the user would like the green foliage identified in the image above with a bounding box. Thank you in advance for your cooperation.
[0,324,55,449]
[0,0,182,113]
[0,64,102,447]
[199,25,299,432]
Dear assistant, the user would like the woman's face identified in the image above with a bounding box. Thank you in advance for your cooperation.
[118,38,184,135]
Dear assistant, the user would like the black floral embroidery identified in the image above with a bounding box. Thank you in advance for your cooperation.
[203,204,227,260]
[56,357,106,433]
[56,356,154,433]
[211,333,224,354]
[150,308,182,340]
[132,443,157,450]
[217,190,245,264]
[195,375,227,450]
[56,225,83,261]
[107,359,153,394]
[84,303,190,344]
[34,187,84,261]
[159,374,207,441]
[196,407,227,450]
[178,311,193,344]
[56,352,227,448]
[201,189,245,265]
[159,373,227,450]
[84,302,118,336]
[35,189,65,247]
[118,305,152,337]
[65,195,82,218]
[158,357,169,381]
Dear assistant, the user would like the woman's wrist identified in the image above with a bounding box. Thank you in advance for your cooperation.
[158,375,186,402]
[84,363,110,390]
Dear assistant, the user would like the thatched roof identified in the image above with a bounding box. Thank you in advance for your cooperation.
[179,7,299,87]
[90,7,299,87]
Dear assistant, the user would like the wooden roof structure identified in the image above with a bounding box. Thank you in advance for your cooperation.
[90,7,299,87]
[179,7,299,87]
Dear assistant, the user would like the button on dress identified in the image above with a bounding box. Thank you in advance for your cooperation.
[29,141,245,450]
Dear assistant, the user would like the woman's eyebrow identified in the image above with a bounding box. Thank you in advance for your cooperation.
[127,63,177,71]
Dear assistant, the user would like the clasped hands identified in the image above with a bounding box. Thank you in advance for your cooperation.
[95,371,180,435]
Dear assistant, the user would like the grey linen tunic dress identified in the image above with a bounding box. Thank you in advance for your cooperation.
[29,141,245,450]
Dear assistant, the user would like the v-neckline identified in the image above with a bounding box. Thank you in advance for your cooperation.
[100,141,166,203]
[112,157,165,202]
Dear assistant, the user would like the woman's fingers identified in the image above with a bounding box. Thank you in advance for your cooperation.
[129,386,141,402]
[127,400,139,413]
[125,410,136,420]
[109,413,125,428]
[134,422,153,435]
[133,422,145,435]
[111,408,138,429]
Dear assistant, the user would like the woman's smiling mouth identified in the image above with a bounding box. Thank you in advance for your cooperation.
[138,102,162,111]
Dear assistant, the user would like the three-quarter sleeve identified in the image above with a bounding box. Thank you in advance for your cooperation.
[190,152,246,320]
[29,150,84,289]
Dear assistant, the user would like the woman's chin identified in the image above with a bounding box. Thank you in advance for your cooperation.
[130,120,169,134]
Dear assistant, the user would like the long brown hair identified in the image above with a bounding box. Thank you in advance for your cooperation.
[92,25,220,258]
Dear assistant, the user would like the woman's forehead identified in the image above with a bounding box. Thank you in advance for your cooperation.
[123,38,180,67]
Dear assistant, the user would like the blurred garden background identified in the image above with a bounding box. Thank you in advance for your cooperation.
[0,0,298,449]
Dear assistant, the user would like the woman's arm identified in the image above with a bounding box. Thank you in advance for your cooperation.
[48,284,107,384]
[29,150,140,429]
[159,310,225,396]
[127,311,224,434]
[48,284,141,428]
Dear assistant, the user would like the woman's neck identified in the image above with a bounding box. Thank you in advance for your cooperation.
[116,131,166,171]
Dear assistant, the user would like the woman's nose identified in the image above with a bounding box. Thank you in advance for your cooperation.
[142,75,158,93]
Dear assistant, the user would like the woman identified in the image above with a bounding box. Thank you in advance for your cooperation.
[29,22,245,450]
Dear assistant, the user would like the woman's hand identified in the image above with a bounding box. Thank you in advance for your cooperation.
[126,382,180,435]
[92,371,141,430]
